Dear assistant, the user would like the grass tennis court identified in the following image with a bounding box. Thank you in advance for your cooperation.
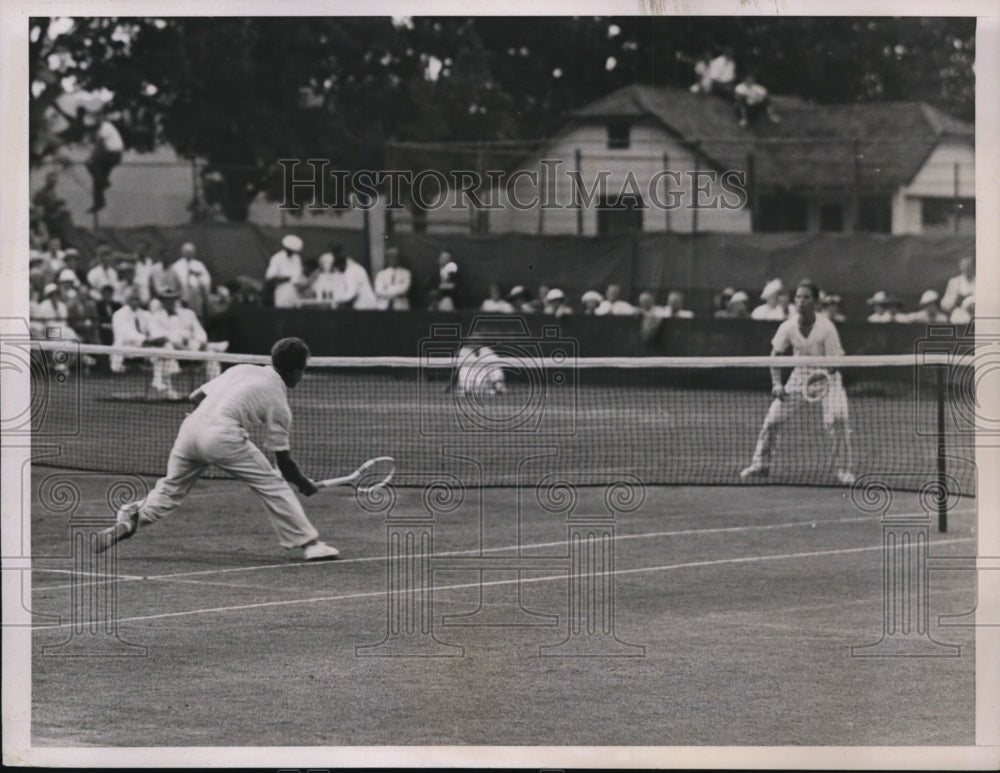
[29,470,977,747]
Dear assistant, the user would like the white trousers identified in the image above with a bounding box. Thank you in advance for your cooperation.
[137,416,320,549]
[750,381,850,467]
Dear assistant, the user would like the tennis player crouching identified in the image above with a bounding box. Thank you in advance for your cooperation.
[740,280,855,486]
[94,337,340,560]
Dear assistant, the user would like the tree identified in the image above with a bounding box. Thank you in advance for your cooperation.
[29,16,975,222]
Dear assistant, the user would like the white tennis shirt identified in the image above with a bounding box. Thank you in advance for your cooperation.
[771,313,844,394]
[193,364,293,451]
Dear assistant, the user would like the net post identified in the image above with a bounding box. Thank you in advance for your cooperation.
[936,362,948,533]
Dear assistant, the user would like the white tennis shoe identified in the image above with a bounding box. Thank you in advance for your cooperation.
[303,541,340,561]
[836,470,856,486]
[92,503,141,554]
[739,463,769,481]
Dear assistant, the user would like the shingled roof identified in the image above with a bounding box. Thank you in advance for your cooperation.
[573,84,973,193]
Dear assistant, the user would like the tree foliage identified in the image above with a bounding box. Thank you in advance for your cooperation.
[29,16,976,221]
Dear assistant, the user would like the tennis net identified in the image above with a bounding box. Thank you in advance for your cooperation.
[25,340,976,498]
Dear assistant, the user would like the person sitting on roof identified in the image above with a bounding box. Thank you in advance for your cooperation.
[734,73,780,128]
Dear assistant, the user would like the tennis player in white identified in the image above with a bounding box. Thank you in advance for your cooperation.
[94,337,339,560]
[740,280,854,486]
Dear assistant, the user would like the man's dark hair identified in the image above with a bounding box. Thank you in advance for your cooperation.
[271,337,310,374]
[797,279,821,301]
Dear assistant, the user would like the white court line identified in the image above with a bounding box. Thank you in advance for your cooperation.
[30,509,975,592]
[33,536,977,630]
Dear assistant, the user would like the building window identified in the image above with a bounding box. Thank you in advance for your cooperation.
[597,194,644,233]
[607,120,631,150]
[857,196,891,233]
[819,203,844,232]
[922,197,976,234]
[755,193,808,232]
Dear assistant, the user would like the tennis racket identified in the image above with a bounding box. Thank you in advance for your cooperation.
[803,370,831,403]
[316,456,396,492]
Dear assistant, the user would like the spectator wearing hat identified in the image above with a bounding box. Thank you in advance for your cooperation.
[112,256,144,304]
[751,279,787,321]
[56,268,99,343]
[146,286,212,398]
[110,288,152,373]
[433,251,459,311]
[266,234,305,308]
[819,292,846,323]
[507,285,533,313]
[31,282,73,340]
[941,256,975,314]
[950,295,975,326]
[306,251,338,306]
[905,290,949,324]
[580,290,603,315]
[316,247,377,310]
[716,290,751,318]
[543,288,573,318]
[169,242,212,318]
[713,286,736,318]
[481,283,514,313]
[86,243,119,300]
[596,284,636,316]
[132,239,164,306]
[866,291,904,323]
[373,246,412,310]
[663,290,694,319]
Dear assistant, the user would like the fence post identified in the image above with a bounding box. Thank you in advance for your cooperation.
[574,148,583,236]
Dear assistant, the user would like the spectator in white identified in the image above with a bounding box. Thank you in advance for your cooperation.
[707,47,737,95]
[713,286,736,318]
[734,73,780,128]
[596,284,636,316]
[866,291,904,323]
[905,290,949,324]
[170,242,212,319]
[580,290,603,315]
[86,243,119,300]
[819,292,846,323]
[85,110,125,213]
[146,287,211,399]
[481,283,514,313]
[42,236,67,281]
[689,49,714,94]
[130,240,160,305]
[329,250,377,310]
[112,257,144,303]
[941,256,975,314]
[435,251,459,310]
[751,279,787,320]
[308,252,338,306]
[266,234,305,309]
[717,290,751,318]
[543,288,573,317]
[950,295,974,326]
[110,288,151,373]
[507,286,533,313]
[637,291,667,344]
[31,283,74,340]
[373,246,412,310]
[664,290,694,318]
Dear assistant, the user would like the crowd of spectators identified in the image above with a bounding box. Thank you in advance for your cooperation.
[29,235,230,397]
